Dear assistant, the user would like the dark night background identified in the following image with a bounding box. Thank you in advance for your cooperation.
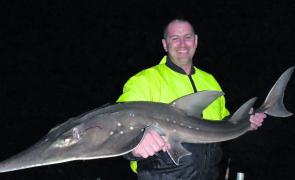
[1,1,294,179]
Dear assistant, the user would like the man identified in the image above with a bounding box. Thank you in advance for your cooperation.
[117,19,266,180]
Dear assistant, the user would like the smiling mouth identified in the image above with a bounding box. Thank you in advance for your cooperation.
[177,50,189,55]
[178,50,188,53]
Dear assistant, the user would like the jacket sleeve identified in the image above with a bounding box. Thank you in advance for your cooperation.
[117,72,152,102]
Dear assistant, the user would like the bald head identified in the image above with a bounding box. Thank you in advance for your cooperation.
[163,19,195,39]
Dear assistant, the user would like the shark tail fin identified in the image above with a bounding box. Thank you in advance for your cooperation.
[256,66,294,117]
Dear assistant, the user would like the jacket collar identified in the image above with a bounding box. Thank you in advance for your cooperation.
[165,56,195,75]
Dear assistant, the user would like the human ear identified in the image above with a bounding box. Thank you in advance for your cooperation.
[194,34,198,48]
[162,39,168,52]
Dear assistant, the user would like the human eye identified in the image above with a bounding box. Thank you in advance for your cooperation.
[170,36,179,42]
[185,34,194,40]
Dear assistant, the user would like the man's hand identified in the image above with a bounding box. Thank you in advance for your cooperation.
[250,112,267,130]
[132,129,170,158]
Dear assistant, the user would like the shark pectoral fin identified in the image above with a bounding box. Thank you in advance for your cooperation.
[166,139,192,165]
[117,129,146,153]
[96,128,146,158]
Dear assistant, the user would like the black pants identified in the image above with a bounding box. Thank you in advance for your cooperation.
[137,143,222,180]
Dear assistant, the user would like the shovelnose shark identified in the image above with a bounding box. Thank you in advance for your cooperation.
[0,66,294,173]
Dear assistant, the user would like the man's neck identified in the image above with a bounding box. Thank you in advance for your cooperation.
[180,64,192,75]
[165,56,195,75]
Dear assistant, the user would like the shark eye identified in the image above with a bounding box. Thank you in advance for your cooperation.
[54,128,83,148]
[72,127,81,140]
[64,138,71,144]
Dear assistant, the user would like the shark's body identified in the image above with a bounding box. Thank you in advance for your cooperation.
[0,66,294,173]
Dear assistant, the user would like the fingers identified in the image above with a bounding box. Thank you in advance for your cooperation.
[132,143,149,158]
[148,129,165,149]
[132,129,170,158]
[162,142,171,152]
[249,107,254,114]
[250,113,267,130]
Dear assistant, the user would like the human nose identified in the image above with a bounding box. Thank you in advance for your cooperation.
[179,38,186,47]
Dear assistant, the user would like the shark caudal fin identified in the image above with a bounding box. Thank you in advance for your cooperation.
[257,66,294,117]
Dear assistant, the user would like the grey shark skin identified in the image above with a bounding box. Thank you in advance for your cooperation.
[0,66,294,173]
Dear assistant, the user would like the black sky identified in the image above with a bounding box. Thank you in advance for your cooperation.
[1,1,294,179]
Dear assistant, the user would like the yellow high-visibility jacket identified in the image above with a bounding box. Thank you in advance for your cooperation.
[117,56,230,173]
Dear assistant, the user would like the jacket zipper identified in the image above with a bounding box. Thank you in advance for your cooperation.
[188,75,197,93]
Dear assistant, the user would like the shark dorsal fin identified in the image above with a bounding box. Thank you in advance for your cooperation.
[228,97,257,124]
[170,91,224,118]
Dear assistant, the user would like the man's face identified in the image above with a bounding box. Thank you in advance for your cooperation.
[162,21,198,66]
